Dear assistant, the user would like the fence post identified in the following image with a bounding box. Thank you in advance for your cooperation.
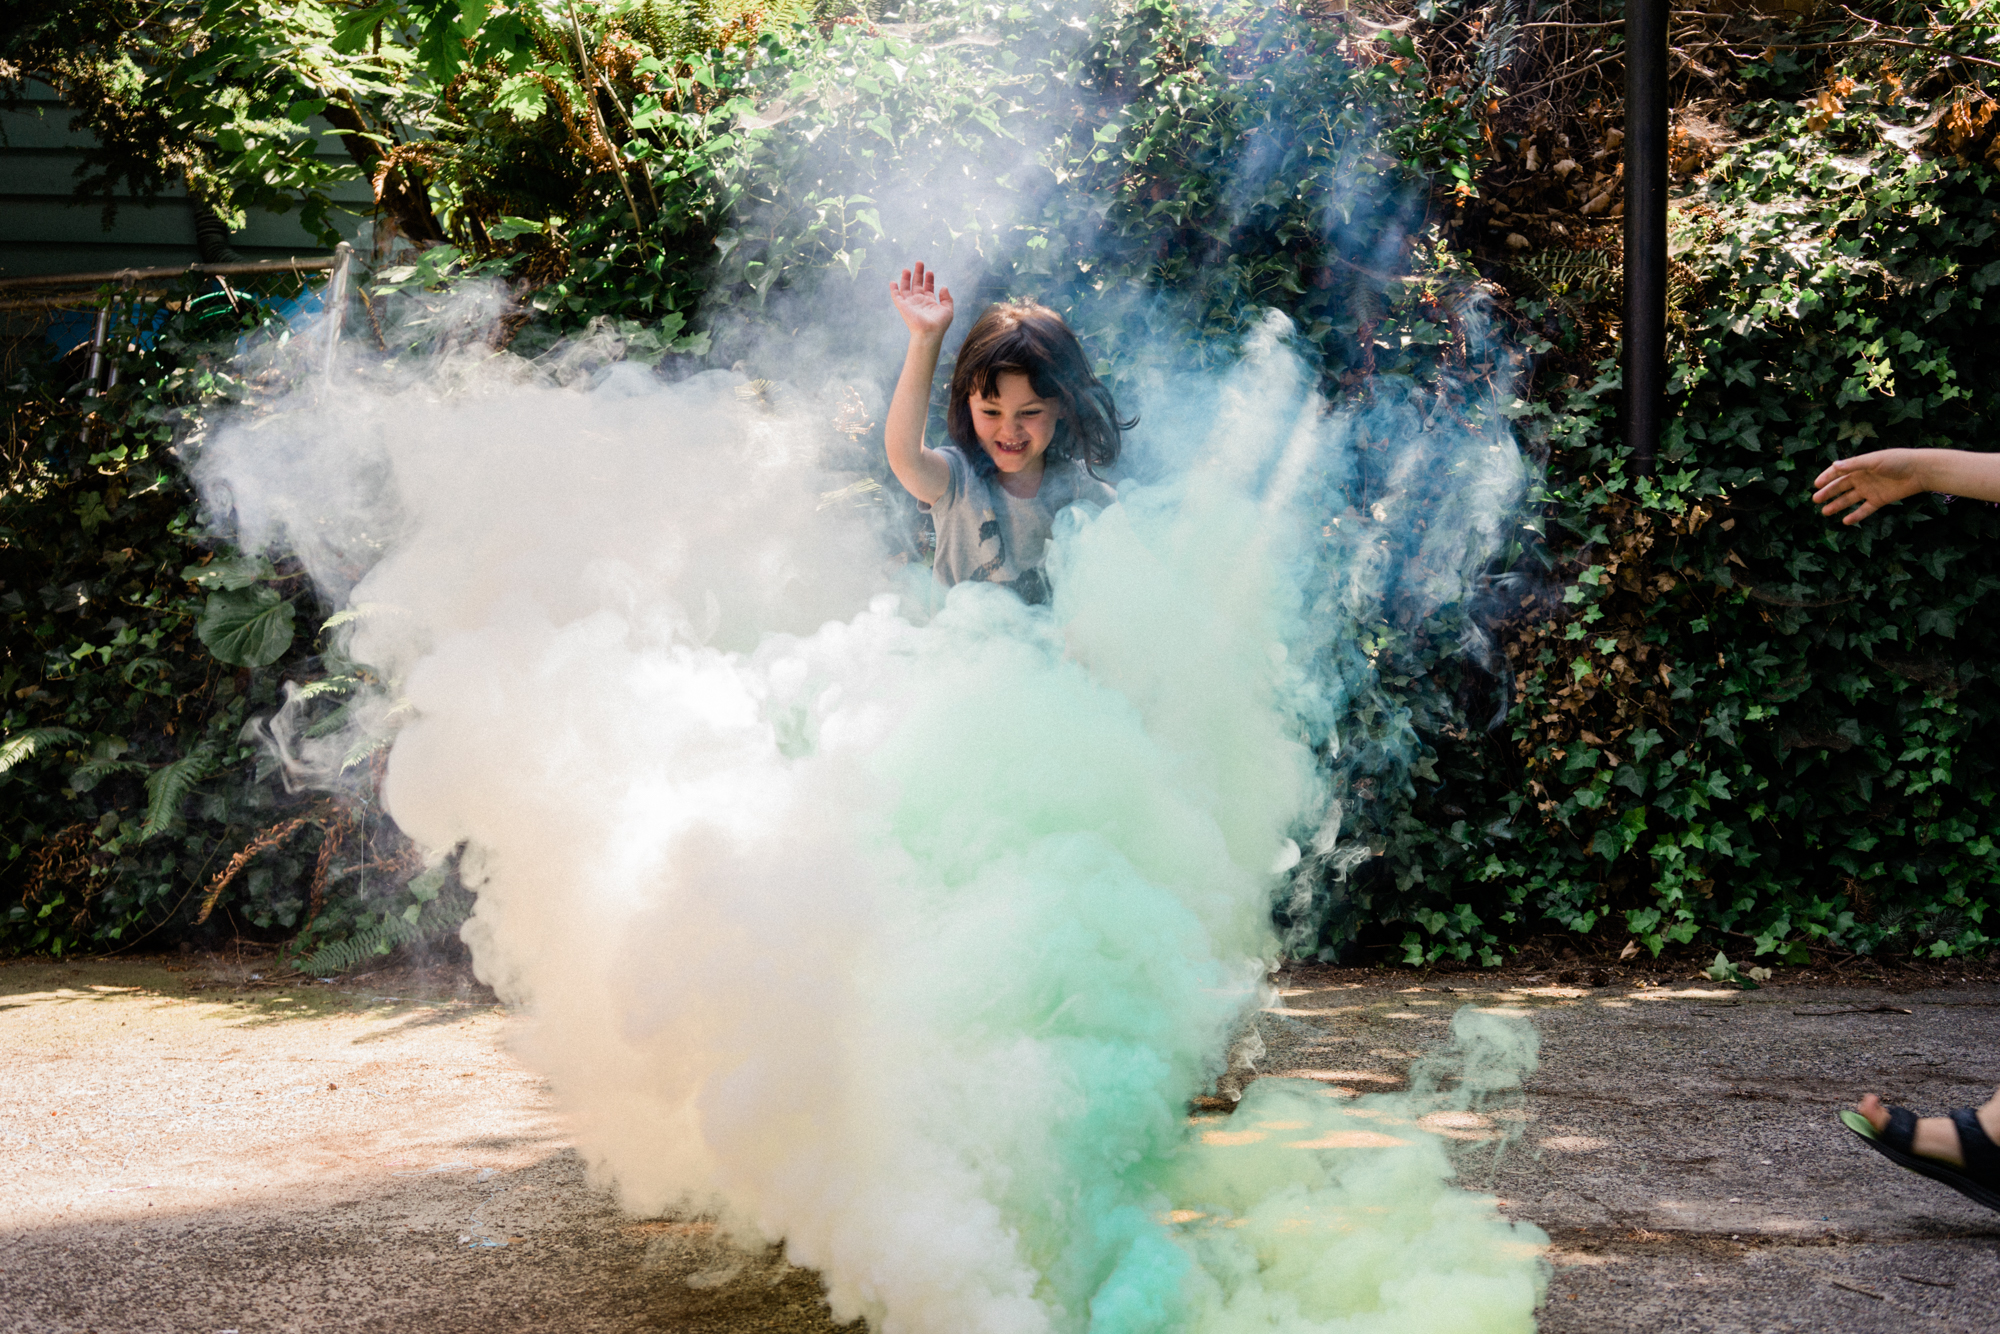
[81,301,112,447]
[1624,0,1668,479]
[105,280,132,396]
[323,241,354,382]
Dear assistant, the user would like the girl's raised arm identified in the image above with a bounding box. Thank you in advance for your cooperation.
[884,263,954,505]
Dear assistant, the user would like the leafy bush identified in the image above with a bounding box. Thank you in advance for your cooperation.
[0,282,460,959]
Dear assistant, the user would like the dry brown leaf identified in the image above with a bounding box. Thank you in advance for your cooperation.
[1938,95,1993,155]
[1805,88,1845,134]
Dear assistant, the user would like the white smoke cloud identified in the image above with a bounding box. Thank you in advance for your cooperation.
[190,292,1544,1331]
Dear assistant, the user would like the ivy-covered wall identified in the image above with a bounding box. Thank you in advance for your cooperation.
[1384,43,2000,966]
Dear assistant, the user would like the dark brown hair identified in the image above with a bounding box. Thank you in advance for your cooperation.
[945,301,1135,477]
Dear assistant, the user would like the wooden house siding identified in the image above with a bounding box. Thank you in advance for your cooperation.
[1,79,372,282]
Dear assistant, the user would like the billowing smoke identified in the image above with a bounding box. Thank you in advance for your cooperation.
[191,294,1544,1330]
[184,0,1548,1322]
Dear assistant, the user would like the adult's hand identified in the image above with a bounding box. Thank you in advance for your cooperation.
[1812,450,1927,525]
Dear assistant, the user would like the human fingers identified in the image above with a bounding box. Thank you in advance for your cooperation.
[937,284,952,308]
[1811,458,1855,490]
[1810,473,1852,505]
[1843,498,1881,525]
[1817,476,1865,513]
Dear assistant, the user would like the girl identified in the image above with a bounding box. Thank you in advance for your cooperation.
[885,263,1133,604]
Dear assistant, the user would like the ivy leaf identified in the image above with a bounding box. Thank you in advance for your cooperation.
[406,865,447,902]
[1916,606,1957,638]
[184,553,276,591]
[198,588,297,667]
[1705,951,1761,990]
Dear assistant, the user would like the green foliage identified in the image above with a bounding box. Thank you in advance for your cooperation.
[12,0,1998,975]
[2,0,1496,965]
[295,863,473,975]
[0,727,84,774]
[0,279,438,958]
[138,742,216,842]
[1706,951,1768,990]
[196,586,298,668]
[3,0,411,237]
[1379,19,2000,966]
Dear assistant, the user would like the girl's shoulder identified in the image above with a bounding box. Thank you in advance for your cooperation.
[925,444,984,510]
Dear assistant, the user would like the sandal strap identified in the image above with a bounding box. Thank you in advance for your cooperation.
[1949,1108,2000,1185]
[1882,1105,1919,1153]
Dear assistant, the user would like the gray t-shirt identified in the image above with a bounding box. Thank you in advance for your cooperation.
[926,446,1117,601]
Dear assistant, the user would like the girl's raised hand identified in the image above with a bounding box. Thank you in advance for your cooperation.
[1812,450,1926,525]
[889,262,954,341]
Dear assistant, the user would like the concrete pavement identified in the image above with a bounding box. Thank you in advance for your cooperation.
[3,955,1994,1332]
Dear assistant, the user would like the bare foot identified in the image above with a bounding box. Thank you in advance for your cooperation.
[1855,1092,2000,1166]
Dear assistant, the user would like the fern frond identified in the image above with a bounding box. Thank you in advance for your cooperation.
[195,814,317,924]
[291,676,357,703]
[139,742,217,842]
[341,730,393,771]
[321,603,400,632]
[0,727,83,774]
[304,701,357,739]
[68,756,148,792]
[817,477,883,510]
[298,893,471,976]
[1510,250,1617,302]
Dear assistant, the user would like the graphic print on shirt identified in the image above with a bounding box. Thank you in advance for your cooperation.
[928,446,1114,601]
[968,513,1007,584]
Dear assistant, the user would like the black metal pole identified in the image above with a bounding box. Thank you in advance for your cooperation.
[1625,0,1668,478]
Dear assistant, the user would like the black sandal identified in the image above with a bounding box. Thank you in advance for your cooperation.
[1841,1105,2000,1215]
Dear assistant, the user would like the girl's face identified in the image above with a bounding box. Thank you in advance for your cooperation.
[969,371,1056,477]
